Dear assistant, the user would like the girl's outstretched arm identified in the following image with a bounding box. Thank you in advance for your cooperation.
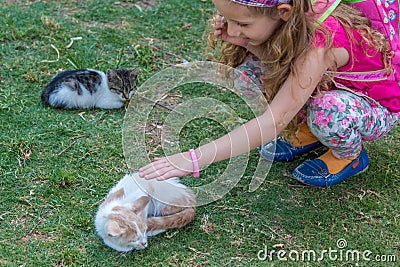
[139,48,335,180]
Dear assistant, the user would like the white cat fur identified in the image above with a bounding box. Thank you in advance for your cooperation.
[95,173,195,252]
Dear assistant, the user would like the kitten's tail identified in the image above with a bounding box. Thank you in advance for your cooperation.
[146,207,196,231]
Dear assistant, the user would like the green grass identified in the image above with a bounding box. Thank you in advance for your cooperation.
[1,0,399,266]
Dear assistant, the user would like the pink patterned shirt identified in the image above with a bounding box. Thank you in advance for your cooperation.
[313,16,400,112]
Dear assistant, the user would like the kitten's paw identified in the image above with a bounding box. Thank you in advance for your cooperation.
[147,229,166,237]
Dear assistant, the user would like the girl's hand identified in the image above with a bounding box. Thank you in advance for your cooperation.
[139,152,193,181]
[212,14,250,48]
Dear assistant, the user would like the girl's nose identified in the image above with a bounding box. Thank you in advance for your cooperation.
[226,22,241,37]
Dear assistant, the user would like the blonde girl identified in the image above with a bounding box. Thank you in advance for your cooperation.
[139,0,399,187]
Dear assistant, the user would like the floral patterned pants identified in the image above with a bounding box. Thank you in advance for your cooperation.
[236,55,400,159]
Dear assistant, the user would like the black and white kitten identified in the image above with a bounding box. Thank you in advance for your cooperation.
[41,68,139,109]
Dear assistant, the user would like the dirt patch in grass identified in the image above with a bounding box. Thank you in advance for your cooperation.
[19,231,57,243]
[142,91,183,158]
[137,0,157,10]
[114,0,157,11]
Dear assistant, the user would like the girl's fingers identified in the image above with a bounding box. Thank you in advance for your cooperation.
[212,14,226,30]
[216,14,225,23]
[139,158,182,180]
[139,152,193,180]
[139,160,164,176]
[139,163,172,180]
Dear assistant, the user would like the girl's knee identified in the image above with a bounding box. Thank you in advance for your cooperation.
[308,91,347,112]
[234,55,265,97]
[307,91,352,138]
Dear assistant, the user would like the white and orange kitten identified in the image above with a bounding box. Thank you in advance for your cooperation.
[95,173,196,252]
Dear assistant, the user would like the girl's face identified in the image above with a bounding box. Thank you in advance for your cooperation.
[212,0,282,46]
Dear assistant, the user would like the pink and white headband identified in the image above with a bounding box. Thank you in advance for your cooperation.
[231,0,291,7]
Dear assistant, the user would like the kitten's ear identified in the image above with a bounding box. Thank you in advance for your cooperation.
[129,68,139,81]
[106,69,117,80]
[132,196,150,213]
[132,68,139,76]
[101,188,124,208]
[107,221,123,237]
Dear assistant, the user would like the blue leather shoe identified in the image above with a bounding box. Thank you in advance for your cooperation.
[259,137,324,162]
[292,147,369,187]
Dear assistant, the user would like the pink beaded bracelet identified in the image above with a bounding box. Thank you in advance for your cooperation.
[188,149,200,178]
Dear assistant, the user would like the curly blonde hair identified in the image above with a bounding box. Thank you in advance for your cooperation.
[207,0,389,140]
